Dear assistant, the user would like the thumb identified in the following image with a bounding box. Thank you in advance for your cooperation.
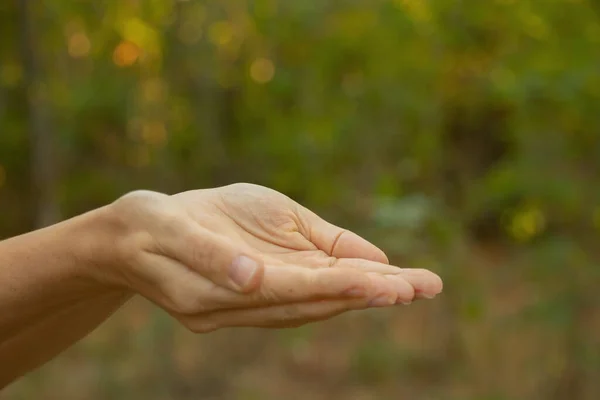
[301,208,389,264]
[160,224,265,294]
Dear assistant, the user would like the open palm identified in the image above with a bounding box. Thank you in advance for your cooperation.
[110,183,442,332]
[163,183,442,330]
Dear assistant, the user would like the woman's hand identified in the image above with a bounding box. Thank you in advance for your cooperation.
[0,182,443,387]
[93,183,442,332]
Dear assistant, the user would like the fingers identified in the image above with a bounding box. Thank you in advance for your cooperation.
[333,258,443,300]
[203,265,396,311]
[396,268,444,299]
[301,208,389,264]
[297,205,443,301]
[180,298,371,332]
[221,265,411,310]
[130,254,440,335]
[159,222,265,294]
[129,253,405,315]
[333,257,404,274]
[273,253,443,301]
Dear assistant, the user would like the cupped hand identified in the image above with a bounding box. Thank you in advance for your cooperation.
[100,183,442,332]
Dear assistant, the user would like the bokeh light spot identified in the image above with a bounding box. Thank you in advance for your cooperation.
[508,206,546,242]
[250,58,275,84]
[68,32,91,58]
[113,41,140,67]
[209,21,234,47]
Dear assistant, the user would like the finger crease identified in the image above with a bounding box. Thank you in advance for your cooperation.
[329,229,347,256]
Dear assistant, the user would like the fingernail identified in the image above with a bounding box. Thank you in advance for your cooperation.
[396,299,412,305]
[418,293,436,299]
[369,296,394,307]
[230,255,259,288]
[343,288,366,297]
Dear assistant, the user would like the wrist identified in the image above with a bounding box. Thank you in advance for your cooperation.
[59,205,133,291]
[0,205,132,342]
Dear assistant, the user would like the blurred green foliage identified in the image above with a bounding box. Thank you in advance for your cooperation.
[1,0,599,399]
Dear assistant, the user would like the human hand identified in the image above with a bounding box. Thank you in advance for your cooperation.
[91,183,442,332]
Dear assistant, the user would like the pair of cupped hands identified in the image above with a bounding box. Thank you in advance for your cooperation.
[95,183,443,332]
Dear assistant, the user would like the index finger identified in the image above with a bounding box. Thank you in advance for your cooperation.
[300,208,389,264]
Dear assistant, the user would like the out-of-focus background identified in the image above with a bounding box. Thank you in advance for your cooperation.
[1,0,600,399]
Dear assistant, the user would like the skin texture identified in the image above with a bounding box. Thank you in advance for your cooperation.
[0,183,443,388]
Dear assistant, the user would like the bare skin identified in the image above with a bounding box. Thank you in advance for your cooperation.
[0,183,442,387]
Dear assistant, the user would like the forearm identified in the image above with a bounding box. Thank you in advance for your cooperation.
[0,207,130,386]
[0,290,131,387]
